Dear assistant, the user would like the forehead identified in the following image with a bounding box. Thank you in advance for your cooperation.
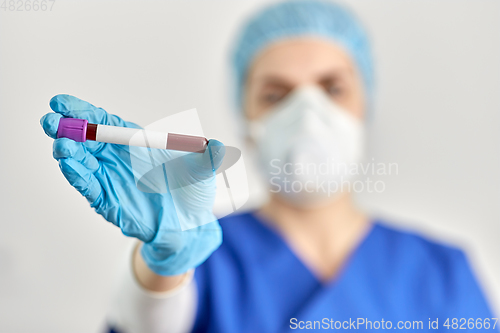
[248,37,355,84]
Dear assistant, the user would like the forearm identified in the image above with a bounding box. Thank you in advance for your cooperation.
[133,242,189,292]
[107,241,197,333]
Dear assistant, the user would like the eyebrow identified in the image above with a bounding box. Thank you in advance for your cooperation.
[315,67,353,82]
[251,67,354,87]
[250,75,294,89]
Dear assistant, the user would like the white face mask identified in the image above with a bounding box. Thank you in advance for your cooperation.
[248,85,365,207]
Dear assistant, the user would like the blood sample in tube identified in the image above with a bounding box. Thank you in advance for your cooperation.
[57,117,208,153]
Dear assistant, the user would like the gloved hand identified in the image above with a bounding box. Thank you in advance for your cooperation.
[40,94,225,275]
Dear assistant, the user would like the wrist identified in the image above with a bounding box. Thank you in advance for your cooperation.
[133,242,191,292]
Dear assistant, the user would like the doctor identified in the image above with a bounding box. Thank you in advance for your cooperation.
[40,1,496,332]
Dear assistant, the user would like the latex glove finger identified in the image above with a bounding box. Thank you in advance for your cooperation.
[49,94,138,128]
[58,158,103,204]
[156,140,225,191]
[44,95,141,153]
[40,112,63,139]
[40,111,106,153]
[188,139,226,180]
[53,138,99,173]
[206,140,226,171]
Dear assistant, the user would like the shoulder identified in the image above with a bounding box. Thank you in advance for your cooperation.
[370,221,472,285]
[371,221,467,269]
[370,221,493,316]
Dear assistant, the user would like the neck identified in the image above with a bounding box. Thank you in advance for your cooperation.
[257,192,370,281]
[259,192,367,233]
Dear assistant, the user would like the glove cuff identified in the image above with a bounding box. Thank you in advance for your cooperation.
[140,243,193,276]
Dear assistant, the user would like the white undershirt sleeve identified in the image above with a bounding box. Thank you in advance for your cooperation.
[106,242,198,333]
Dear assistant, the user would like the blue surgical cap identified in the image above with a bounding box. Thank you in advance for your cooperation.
[231,0,374,109]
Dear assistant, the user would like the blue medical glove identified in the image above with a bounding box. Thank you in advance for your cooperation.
[40,94,225,276]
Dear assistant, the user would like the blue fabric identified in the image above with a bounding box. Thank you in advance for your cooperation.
[231,0,374,108]
[107,327,122,333]
[192,212,496,332]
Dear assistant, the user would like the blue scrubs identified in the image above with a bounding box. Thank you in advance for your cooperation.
[108,212,496,332]
[192,212,496,332]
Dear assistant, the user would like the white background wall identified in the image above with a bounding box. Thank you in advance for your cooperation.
[0,0,499,332]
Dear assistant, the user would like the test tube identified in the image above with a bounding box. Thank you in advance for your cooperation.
[57,117,208,153]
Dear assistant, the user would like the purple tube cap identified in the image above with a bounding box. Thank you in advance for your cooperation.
[57,118,88,142]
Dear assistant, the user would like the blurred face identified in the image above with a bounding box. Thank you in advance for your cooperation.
[244,37,365,121]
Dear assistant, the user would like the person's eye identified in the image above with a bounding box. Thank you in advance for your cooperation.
[261,90,288,106]
[324,83,344,97]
